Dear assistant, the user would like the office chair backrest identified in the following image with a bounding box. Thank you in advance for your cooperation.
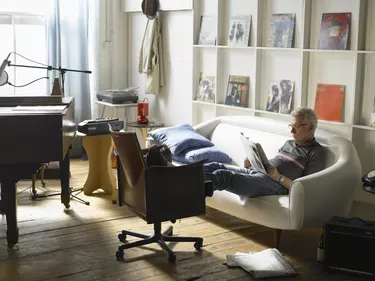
[110,130,147,219]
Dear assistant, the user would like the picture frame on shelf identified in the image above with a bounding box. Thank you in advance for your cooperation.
[225,75,249,108]
[198,15,217,45]
[268,13,296,48]
[318,13,351,50]
[227,15,251,47]
[196,72,216,103]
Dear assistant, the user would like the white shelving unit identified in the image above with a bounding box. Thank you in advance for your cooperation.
[192,0,375,203]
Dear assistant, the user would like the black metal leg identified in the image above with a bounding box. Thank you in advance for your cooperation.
[122,230,150,239]
[60,150,71,208]
[2,180,19,248]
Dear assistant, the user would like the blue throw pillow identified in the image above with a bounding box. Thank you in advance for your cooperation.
[148,123,214,155]
[173,146,233,164]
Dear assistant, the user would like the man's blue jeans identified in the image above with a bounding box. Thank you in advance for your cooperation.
[203,162,289,198]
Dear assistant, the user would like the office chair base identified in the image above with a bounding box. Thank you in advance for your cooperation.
[116,222,203,263]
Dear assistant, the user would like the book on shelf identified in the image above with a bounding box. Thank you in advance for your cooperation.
[268,13,295,48]
[198,16,217,45]
[225,248,298,279]
[227,15,251,47]
[314,83,345,122]
[225,75,249,107]
[196,72,216,103]
[239,133,272,175]
[266,80,294,114]
[318,13,351,50]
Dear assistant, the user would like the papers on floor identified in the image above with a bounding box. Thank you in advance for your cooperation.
[224,248,298,279]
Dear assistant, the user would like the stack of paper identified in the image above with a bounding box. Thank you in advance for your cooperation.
[225,248,297,279]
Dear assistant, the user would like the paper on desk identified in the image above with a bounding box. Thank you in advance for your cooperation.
[225,248,297,279]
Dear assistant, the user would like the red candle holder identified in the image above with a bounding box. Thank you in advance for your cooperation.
[137,98,149,124]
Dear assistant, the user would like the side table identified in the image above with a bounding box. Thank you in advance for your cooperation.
[126,121,164,148]
[94,100,137,131]
[78,132,117,201]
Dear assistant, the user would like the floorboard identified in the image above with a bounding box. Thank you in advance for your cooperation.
[0,159,373,281]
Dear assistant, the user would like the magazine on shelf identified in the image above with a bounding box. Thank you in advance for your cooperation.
[314,83,345,122]
[225,248,298,279]
[196,72,216,103]
[225,75,249,107]
[318,13,351,50]
[268,13,295,48]
[198,16,217,45]
[266,80,294,114]
[227,15,251,47]
[239,132,272,174]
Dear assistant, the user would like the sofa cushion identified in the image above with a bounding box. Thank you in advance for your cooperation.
[209,123,290,167]
[148,123,214,155]
[173,146,233,164]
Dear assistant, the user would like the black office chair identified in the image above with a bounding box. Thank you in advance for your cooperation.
[110,130,207,263]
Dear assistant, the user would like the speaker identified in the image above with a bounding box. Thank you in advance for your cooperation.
[323,216,375,276]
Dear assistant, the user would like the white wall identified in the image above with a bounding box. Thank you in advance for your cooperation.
[127,10,193,126]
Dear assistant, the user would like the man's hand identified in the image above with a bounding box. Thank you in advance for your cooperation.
[244,157,251,169]
[268,166,281,182]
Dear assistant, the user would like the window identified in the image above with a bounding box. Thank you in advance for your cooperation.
[0,0,50,96]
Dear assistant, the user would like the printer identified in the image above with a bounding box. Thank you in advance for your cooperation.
[97,86,139,104]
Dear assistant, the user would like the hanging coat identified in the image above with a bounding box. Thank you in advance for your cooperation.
[138,14,164,95]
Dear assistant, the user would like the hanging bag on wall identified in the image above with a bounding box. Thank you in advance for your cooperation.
[141,0,159,20]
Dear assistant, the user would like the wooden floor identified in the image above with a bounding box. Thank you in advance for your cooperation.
[0,159,373,281]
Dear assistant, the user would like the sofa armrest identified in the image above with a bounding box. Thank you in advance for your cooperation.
[144,161,206,224]
[289,139,362,229]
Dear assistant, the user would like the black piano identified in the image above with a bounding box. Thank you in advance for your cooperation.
[0,96,76,248]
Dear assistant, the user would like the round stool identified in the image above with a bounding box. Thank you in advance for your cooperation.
[78,132,116,198]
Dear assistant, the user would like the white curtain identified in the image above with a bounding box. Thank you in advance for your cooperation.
[46,0,100,156]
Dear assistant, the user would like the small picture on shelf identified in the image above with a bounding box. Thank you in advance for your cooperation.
[268,14,295,48]
[196,72,216,103]
[198,16,217,45]
[227,15,251,47]
[266,80,294,114]
[314,83,345,122]
[266,82,280,113]
[369,97,375,128]
[318,13,351,50]
[225,75,249,107]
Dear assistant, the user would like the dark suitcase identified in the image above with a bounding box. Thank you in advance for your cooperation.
[323,216,375,276]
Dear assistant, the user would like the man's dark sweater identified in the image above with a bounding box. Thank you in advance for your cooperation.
[269,138,326,181]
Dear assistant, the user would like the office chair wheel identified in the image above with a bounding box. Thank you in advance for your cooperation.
[116,250,124,261]
[168,254,176,263]
[118,233,126,242]
[194,240,203,251]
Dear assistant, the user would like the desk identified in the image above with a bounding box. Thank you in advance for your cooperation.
[127,121,164,148]
[94,100,137,130]
[78,132,116,200]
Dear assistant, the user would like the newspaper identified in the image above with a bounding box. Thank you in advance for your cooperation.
[239,132,272,174]
[225,248,298,279]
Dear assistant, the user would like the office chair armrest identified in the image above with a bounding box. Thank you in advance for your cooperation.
[144,162,206,224]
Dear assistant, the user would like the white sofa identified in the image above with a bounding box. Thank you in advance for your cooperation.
[147,116,362,235]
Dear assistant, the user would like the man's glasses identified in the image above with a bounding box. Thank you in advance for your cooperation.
[288,123,307,130]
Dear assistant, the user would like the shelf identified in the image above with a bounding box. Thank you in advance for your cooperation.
[257,47,301,52]
[353,124,375,131]
[193,44,217,49]
[192,100,216,106]
[216,103,254,112]
[191,0,375,182]
[303,49,358,54]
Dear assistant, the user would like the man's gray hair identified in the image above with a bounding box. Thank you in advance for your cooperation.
[291,106,318,130]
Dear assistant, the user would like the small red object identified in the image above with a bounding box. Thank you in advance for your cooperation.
[137,98,149,124]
